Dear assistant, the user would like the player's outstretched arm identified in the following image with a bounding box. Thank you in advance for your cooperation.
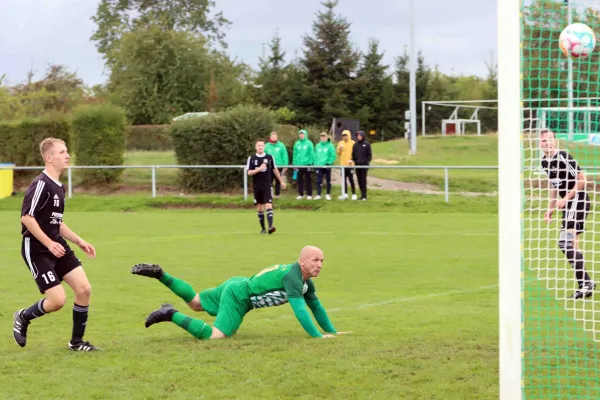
[288,297,326,338]
[306,298,337,334]
[60,222,96,258]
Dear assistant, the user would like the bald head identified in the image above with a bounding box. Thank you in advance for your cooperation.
[299,246,324,278]
[300,246,323,259]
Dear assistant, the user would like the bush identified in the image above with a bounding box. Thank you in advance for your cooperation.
[71,104,128,185]
[171,104,278,192]
[127,125,172,151]
[0,114,71,180]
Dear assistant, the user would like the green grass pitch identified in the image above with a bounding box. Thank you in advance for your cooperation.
[0,205,499,400]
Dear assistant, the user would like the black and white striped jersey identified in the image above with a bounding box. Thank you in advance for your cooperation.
[20,171,66,242]
[541,150,585,199]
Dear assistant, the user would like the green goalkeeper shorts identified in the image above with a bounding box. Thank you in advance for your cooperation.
[199,277,252,337]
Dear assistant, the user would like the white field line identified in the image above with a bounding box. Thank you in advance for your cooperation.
[274,284,498,319]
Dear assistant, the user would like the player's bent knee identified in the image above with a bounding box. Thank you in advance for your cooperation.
[44,286,67,312]
[74,282,92,300]
[558,230,575,251]
[210,326,227,340]
[187,294,204,312]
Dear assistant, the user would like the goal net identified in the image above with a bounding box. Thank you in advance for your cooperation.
[501,0,600,399]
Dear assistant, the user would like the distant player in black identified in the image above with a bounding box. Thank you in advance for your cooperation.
[13,138,100,351]
[247,140,286,234]
[352,131,372,201]
[540,129,594,299]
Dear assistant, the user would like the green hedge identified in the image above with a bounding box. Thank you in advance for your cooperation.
[171,105,278,192]
[71,104,128,185]
[0,115,71,180]
[127,125,172,151]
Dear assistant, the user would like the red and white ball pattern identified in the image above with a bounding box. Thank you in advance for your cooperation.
[559,23,596,60]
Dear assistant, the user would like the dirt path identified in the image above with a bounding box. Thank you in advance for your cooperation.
[329,169,496,197]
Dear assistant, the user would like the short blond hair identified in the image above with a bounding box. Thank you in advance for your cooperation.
[39,138,65,157]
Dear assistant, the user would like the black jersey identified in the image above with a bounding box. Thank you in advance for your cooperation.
[247,153,276,189]
[541,150,587,200]
[21,171,66,242]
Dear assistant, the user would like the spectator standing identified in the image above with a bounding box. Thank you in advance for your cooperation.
[264,131,288,197]
[313,132,337,200]
[292,130,315,199]
[336,130,357,200]
[352,131,372,201]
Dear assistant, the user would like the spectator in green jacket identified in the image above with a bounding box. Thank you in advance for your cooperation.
[264,131,288,197]
[293,129,315,199]
[313,132,336,200]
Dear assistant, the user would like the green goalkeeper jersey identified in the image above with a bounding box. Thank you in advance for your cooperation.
[247,262,317,307]
[246,262,336,337]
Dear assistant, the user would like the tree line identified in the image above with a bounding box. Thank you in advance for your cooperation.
[0,0,502,140]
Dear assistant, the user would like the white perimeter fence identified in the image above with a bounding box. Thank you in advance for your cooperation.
[1,165,499,203]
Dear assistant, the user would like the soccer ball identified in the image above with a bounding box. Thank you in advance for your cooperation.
[559,23,596,60]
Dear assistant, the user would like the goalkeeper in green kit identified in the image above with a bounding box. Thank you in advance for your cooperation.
[131,246,351,339]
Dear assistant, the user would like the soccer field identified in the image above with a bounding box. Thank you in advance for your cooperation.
[0,206,499,400]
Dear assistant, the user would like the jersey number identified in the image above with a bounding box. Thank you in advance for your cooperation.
[53,198,60,207]
[256,265,280,277]
[42,272,56,284]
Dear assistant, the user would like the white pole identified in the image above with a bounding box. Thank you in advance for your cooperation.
[498,0,523,398]
[443,168,449,203]
[422,101,426,136]
[409,0,417,155]
[567,0,574,140]
[151,167,156,198]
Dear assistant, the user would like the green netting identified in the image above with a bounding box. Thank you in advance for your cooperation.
[523,0,600,398]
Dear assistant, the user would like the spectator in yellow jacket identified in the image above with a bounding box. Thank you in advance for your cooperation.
[336,130,357,200]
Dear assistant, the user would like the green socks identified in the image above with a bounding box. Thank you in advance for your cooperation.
[156,273,212,339]
[172,312,213,340]
[159,272,197,303]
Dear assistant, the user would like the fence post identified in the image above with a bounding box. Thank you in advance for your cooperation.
[243,166,248,201]
[444,167,449,203]
[68,167,73,199]
[151,167,156,198]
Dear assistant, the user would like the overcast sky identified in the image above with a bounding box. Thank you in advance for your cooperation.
[0,0,497,87]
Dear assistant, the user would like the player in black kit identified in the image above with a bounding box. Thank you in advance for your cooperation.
[540,129,595,299]
[13,138,100,351]
[247,139,286,234]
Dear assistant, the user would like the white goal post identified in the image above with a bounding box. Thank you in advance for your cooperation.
[498,0,522,399]
[421,100,498,136]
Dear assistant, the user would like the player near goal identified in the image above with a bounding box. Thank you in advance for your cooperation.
[130,246,351,339]
[540,129,595,299]
[13,138,100,351]
[247,139,286,234]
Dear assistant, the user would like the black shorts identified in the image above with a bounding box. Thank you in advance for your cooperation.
[561,197,591,234]
[21,236,82,294]
[253,188,273,205]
